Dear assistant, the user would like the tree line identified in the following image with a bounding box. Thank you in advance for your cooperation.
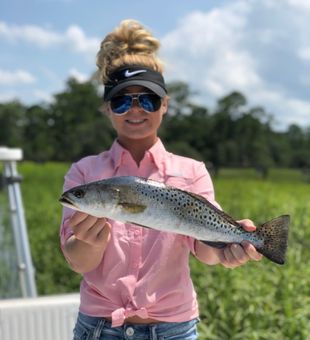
[1,77,310,175]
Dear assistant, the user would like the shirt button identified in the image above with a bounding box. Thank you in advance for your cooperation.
[126,327,135,336]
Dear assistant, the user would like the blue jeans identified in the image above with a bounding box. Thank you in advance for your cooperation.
[73,312,199,340]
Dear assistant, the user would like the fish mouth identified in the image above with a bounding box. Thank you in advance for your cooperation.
[59,195,77,208]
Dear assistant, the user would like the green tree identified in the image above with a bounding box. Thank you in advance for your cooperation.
[160,82,209,161]
[207,92,246,167]
[234,109,272,166]
[1,77,310,170]
[286,124,308,167]
[166,81,195,116]
[0,101,26,147]
[23,105,54,161]
[49,78,115,161]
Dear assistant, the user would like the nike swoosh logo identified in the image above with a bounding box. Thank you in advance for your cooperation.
[124,69,147,77]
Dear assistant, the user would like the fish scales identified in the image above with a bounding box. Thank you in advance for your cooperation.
[59,176,290,265]
[129,178,261,244]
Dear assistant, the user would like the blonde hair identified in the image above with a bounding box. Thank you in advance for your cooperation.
[96,19,164,84]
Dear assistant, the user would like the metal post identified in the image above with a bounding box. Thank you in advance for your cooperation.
[0,147,37,298]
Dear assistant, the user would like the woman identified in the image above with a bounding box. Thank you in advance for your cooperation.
[60,19,262,340]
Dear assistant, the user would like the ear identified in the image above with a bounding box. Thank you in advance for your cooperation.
[100,102,112,118]
[161,96,169,115]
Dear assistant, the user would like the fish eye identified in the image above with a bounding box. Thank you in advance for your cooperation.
[73,189,85,199]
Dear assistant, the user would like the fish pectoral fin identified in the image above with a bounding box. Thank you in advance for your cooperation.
[119,202,147,213]
[199,240,227,249]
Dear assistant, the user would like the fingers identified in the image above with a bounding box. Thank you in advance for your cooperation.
[221,244,249,268]
[78,218,110,246]
[96,221,112,244]
[221,242,263,268]
[69,212,111,247]
[237,219,257,232]
[242,241,263,261]
[72,215,100,237]
[69,211,89,226]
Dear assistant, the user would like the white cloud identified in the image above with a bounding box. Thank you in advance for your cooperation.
[249,88,310,129]
[162,2,261,96]
[0,22,61,47]
[68,68,89,82]
[203,50,262,97]
[0,92,19,102]
[298,46,310,61]
[288,0,310,10]
[0,21,100,55]
[0,69,36,85]
[1,1,309,130]
[65,26,99,54]
[161,0,310,129]
[33,90,54,103]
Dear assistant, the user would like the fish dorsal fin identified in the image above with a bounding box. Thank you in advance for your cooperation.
[175,188,241,228]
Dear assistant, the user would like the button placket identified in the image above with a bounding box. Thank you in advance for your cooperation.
[128,226,142,273]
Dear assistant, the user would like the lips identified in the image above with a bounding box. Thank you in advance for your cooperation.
[126,119,147,124]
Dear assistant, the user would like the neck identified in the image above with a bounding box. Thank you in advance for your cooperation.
[117,136,158,165]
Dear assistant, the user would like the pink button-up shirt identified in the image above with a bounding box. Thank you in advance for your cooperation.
[60,139,218,327]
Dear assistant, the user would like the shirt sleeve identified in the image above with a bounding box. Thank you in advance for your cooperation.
[185,161,221,255]
[190,162,219,205]
[59,162,85,249]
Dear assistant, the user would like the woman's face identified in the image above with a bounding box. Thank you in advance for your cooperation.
[106,86,168,145]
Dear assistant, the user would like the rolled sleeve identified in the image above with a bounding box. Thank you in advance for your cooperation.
[184,236,198,256]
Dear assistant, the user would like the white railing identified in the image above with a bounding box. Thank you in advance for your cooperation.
[0,293,79,340]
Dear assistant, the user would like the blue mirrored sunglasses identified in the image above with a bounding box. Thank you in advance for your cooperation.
[109,93,162,115]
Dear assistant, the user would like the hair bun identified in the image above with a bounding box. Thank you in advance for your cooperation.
[96,19,164,84]
[117,20,159,55]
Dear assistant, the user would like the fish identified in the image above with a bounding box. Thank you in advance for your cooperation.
[59,176,290,265]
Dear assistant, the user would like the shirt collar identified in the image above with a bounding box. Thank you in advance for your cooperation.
[109,138,167,172]
[109,140,126,170]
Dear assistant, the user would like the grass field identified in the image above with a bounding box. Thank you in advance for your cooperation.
[192,168,310,339]
[1,163,309,339]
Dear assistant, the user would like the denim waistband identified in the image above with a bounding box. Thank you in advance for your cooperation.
[75,312,199,339]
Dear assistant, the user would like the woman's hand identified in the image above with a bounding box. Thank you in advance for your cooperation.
[68,211,111,248]
[219,219,263,268]
[63,212,112,273]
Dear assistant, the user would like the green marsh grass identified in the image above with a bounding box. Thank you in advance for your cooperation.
[191,168,310,339]
[1,163,309,339]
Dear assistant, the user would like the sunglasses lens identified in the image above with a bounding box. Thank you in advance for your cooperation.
[139,94,162,112]
[110,95,132,114]
[110,93,162,114]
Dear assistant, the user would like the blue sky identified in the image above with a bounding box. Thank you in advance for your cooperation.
[1,0,310,130]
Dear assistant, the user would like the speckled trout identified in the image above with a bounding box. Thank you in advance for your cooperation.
[59,176,289,265]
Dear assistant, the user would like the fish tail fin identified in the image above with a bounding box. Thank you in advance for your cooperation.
[256,215,290,265]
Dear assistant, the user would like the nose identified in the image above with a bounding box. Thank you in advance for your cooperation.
[129,97,143,112]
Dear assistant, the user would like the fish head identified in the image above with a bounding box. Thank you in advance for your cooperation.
[59,181,120,217]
